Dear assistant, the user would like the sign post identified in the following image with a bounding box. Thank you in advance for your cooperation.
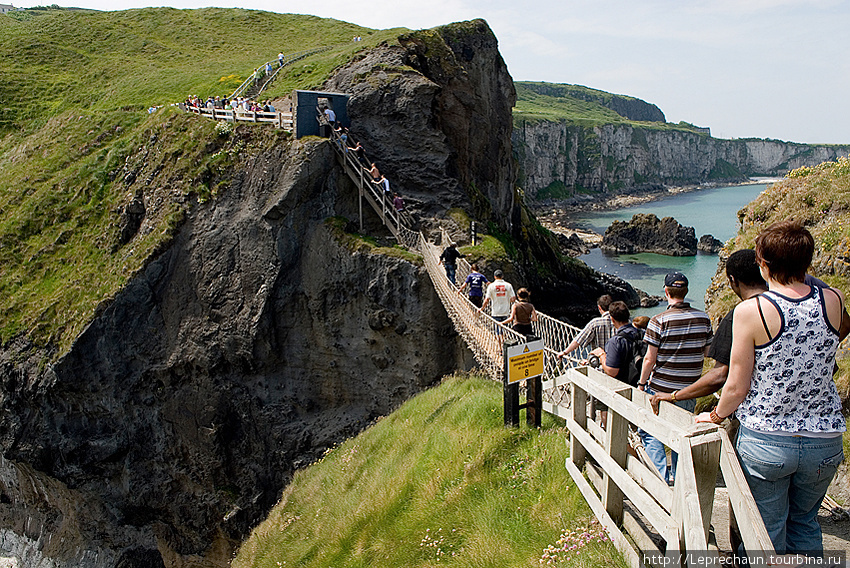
[503,337,545,427]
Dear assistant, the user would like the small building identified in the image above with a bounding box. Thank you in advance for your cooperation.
[0,4,16,13]
[294,90,350,139]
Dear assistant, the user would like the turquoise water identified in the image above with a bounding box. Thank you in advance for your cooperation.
[572,183,770,316]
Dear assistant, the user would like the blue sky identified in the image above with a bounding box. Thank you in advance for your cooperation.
[17,0,850,145]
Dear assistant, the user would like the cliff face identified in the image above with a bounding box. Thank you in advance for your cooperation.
[0,135,468,567]
[514,121,850,198]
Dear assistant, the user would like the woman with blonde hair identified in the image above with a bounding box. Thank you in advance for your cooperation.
[697,220,845,557]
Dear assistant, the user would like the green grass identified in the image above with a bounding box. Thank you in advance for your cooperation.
[325,217,423,265]
[232,374,625,568]
[513,82,705,133]
[0,8,390,133]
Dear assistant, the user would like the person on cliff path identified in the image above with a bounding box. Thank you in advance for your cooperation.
[479,270,516,334]
[278,52,284,67]
[439,243,463,286]
[392,193,404,213]
[637,270,713,484]
[457,264,489,308]
[503,288,538,338]
[366,162,381,183]
[557,294,615,363]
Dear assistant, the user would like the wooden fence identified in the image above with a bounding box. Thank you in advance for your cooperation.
[183,105,294,130]
[548,366,775,568]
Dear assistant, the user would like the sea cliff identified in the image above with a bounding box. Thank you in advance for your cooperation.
[515,119,850,199]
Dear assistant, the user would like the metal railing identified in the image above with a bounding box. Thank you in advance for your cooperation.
[229,46,332,100]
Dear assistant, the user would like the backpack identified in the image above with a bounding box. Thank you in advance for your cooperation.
[617,326,647,387]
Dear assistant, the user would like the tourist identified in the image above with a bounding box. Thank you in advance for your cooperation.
[379,174,390,196]
[591,301,643,384]
[650,249,767,415]
[638,270,713,483]
[504,288,537,337]
[324,106,336,127]
[279,52,284,67]
[439,243,463,286]
[350,141,367,167]
[479,270,516,326]
[457,264,489,308]
[392,193,404,213]
[366,162,381,183]
[696,221,845,557]
[557,295,615,361]
[587,301,643,426]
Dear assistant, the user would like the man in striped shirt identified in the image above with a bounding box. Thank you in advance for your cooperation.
[637,271,713,483]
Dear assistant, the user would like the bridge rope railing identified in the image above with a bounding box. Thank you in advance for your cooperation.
[324,123,589,394]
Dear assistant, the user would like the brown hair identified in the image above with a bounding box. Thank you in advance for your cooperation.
[754,220,813,285]
[608,301,630,324]
[666,286,688,300]
[597,294,613,310]
[517,287,530,300]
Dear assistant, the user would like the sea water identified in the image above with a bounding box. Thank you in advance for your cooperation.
[571,183,771,316]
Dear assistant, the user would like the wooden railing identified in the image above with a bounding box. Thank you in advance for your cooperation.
[184,105,293,129]
[228,46,332,100]
[552,366,775,568]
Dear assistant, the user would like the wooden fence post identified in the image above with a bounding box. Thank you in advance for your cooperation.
[570,370,587,469]
[602,387,631,525]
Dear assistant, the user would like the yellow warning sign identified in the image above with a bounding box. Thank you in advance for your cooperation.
[506,340,545,384]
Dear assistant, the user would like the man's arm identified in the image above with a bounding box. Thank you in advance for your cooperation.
[651,363,728,414]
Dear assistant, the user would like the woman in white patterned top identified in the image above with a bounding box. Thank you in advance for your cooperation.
[697,220,845,557]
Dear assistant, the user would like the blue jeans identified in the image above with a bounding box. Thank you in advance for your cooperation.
[445,264,457,286]
[736,424,843,555]
[639,386,696,483]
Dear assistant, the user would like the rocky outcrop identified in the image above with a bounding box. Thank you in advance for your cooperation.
[514,121,850,199]
[325,19,518,232]
[0,20,652,568]
[602,213,697,256]
[698,234,723,253]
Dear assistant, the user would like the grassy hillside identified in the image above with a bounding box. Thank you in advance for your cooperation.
[233,374,625,568]
[0,8,402,353]
[707,155,850,398]
[0,7,400,132]
[514,81,703,133]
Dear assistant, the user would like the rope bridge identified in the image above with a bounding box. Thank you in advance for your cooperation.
[326,123,596,412]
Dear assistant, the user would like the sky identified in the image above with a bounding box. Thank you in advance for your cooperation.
[16,0,850,145]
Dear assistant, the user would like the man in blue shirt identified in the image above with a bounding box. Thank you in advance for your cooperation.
[458,264,489,308]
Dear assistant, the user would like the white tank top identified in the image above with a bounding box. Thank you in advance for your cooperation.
[737,287,845,434]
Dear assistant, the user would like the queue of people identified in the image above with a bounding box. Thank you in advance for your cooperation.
[561,220,847,560]
[184,95,277,114]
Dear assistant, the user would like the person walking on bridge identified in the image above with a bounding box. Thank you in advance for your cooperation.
[504,288,537,338]
[638,271,713,484]
[439,243,463,286]
[557,295,615,362]
[479,270,515,326]
[458,264,489,308]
